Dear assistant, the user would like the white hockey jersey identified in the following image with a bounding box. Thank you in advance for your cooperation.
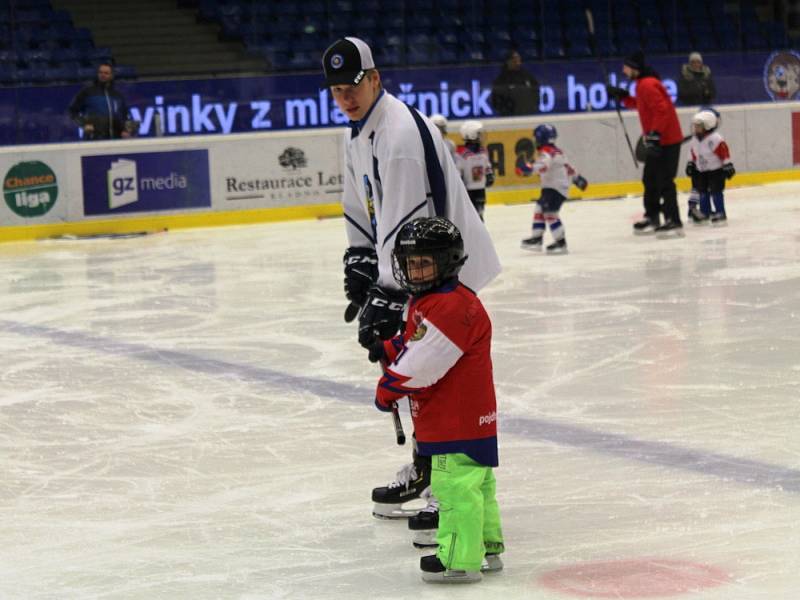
[530,144,575,197]
[689,131,731,172]
[341,91,501,293]
[455,145,493,191]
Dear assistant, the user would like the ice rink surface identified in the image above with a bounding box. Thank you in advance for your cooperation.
[1,181,799,599]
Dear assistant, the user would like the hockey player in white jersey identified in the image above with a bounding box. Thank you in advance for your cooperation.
[455,120,494,221]
[322,37,501,528]
[517,124,587,254]
[430,114,457,163]
[686,109,735,224]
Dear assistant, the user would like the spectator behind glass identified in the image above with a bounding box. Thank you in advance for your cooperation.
[68,62,131,140]
[677,52,717,106]
[490,50,540,116]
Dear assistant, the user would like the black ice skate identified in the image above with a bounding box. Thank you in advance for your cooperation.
[409,487,439,548]
[710,213,727,226]
[655,220,685,238]
[420,555,482,584]
[546,238,568,254]
[371,461,430,519]
[633,218,657,235]
[520,235,543,251]
[481,553,504,573]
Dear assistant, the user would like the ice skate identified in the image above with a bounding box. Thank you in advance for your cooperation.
[409,487,438,548]
[546,238,567,254]
[420,555,482,584]
[520,235,543,251]
[633,218,657,235]
[710,213,727,226]
[481,553,504,573]
[655,220,685,238]
[372,462,430,519]
[689,206,709,224]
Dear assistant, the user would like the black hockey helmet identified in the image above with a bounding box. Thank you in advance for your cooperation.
[392,217,467,294]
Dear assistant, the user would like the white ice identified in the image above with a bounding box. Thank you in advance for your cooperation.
[1,182,799,600]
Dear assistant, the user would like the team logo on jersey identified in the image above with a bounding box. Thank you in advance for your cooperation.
[410,323,427,342]
[330,54,344,69]
[763,50,800,101]
[278,147,307,170]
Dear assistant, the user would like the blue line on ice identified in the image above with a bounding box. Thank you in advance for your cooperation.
[3,318,798,494]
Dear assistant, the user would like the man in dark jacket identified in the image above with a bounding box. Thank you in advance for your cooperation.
[68,62,131,140]
[607,51,684,235]
[490,50,539,116]
[677,52,716,106]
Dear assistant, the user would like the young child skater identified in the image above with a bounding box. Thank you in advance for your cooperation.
[455,120,494,221]
[686,108,735,224]
[369,216,504,584]
[518,124,587,253]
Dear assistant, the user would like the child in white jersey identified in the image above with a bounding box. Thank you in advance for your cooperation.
[517,124,587,254]
[455,120,494,221]
[686,109,735,224]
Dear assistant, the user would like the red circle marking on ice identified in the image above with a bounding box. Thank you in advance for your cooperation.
[538,558,732,598]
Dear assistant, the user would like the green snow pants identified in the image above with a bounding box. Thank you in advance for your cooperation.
[431,453,505,571]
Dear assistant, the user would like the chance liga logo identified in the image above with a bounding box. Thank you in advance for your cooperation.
[3,160,58,217]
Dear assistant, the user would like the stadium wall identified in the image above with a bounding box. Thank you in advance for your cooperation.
[1,101,798,243]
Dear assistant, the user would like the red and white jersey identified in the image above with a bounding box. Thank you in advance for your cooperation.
[455,145,493,191]
[531,144,576,197]
[375,281,498,467]
[689,131,731,172]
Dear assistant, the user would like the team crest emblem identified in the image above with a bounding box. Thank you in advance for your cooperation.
[763,50,800,101]
[330,54,344,69]
[411,324,428,341]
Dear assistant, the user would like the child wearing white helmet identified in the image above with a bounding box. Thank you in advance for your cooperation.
[455,120,494,221]
[430,114,457,162]
[686,108,735,224]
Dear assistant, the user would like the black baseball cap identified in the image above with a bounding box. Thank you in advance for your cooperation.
[321,37,376,87]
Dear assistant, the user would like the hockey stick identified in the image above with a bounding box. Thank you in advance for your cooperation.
[392,403,406,445]
[585,8,639,169]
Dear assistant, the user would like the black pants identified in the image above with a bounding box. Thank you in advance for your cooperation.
[642,142,681,225]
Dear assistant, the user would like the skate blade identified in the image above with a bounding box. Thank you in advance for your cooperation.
[520,244,543,252]
[633,229,657,236]
[372,503,420,519]
[422,570,482,584]
[546,248,568,255]
[711,221,728,227]
[655,230,685,239]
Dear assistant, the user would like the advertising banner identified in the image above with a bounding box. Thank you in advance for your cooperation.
[0,50,792,147]
[210,132,343,209]
[81,149,211,216]
[0,152,72,225]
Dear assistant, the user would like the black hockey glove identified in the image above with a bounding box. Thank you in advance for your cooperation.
[486,171,495,188]
[343,246,378,309]
[358,286,407,349]
[605,85,630,102]
[722,162,736,180]
[572,174,588,191]
[367,340,386,364]
[685,161,697,177]
[644,131,662,159]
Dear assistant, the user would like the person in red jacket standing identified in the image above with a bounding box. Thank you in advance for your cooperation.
[371,217,504,584]
[607,51,684,236]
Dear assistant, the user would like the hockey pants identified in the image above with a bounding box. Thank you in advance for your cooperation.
[642,142,681,225]
[431,453,504,571]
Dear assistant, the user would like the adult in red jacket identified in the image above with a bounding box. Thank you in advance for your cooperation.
[607,51,684,235]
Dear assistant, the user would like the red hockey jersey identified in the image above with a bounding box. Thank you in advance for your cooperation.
[375,281,498,467]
